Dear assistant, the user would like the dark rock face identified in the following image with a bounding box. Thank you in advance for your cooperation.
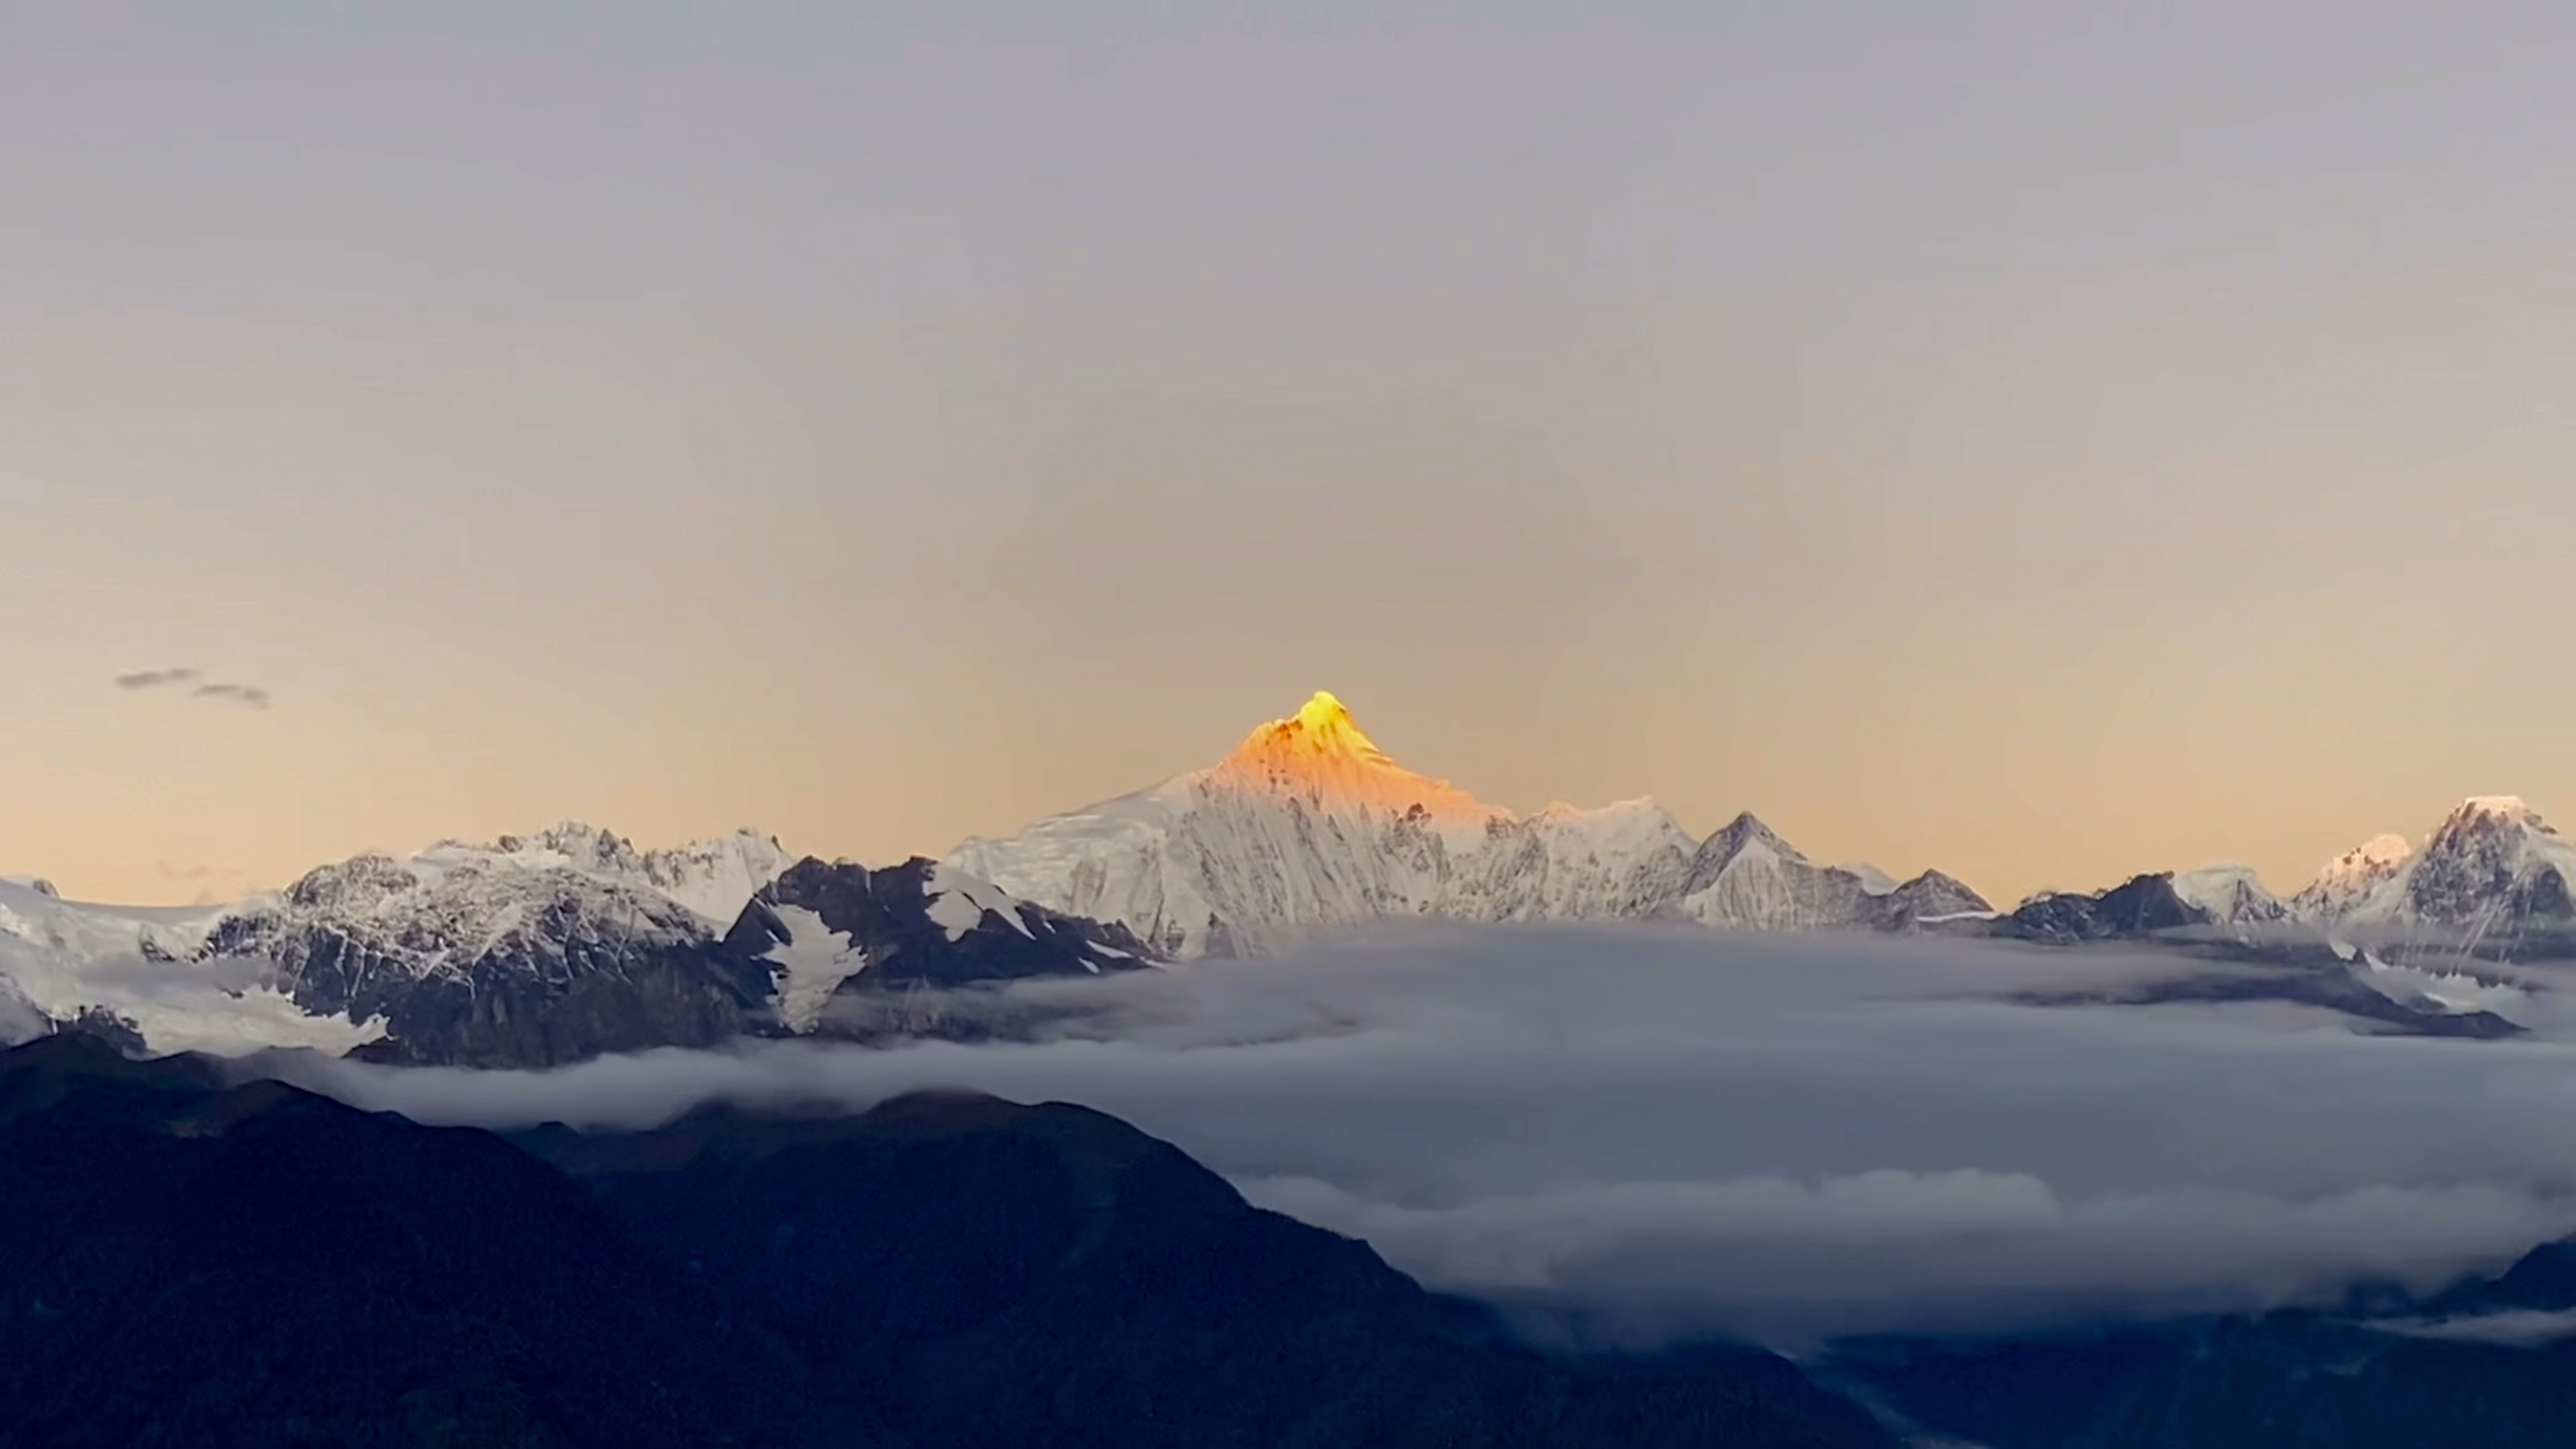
[332,945,772,1069]
[2402,804,2576,928]
[0,1036,1892,1449]
[2000,874,2212,943]
[727,856,1157,996]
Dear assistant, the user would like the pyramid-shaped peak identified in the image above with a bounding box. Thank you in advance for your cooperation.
[1717,810,1782,841]
[1297,690,1354,729]
[1700,811,1809,866]
[1212,692,1492,825]
[1233,690,1391,765]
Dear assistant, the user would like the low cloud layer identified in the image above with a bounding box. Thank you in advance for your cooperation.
[270,924,2576,1345]
[2372,1308,2576,1348]
[113,667,202,690]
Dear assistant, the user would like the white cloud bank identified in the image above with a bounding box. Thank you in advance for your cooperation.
[273,922,2576,1346]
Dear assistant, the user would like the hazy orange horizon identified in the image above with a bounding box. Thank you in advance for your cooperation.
[8,6,2574,908]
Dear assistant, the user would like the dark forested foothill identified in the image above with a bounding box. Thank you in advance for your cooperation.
[0,1036,1891,1449]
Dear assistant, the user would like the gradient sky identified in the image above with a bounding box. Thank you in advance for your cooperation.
[6,1,2573,906]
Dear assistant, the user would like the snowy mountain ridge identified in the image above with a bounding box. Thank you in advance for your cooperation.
[948,692,1990,957]
[2010,797,2576,949]
[0,822,801,1064]
[2309,797,2576,945]
[0,818,1150,1065]
[419,821,792,924]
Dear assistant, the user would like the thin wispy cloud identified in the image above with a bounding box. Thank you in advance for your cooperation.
[111,669,272,709]
[191,682,272,710]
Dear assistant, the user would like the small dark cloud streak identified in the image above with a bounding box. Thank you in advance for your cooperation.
[111,669,270,708]
[191,683,271,709]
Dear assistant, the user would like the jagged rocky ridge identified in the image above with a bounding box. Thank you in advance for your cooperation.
[1998,867,2290,944]
[727,857,1157,1037]
[949,692,1993,957]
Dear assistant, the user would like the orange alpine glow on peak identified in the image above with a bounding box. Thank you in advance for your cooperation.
[1210,692,1495,826]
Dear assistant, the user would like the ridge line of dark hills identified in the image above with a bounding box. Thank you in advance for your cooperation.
[0,1034,1896,1449]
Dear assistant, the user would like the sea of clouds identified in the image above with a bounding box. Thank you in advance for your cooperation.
[272,923,2576,1347]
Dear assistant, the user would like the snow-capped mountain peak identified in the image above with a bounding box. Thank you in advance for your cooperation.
[2399,796,2576,928]
[2454,795,2540,824]
[949,693,1988,955]
[2166,864,2291,926]
[1254,690,1385,763]
[2314,796,2576,939]
[2294,833,2415,920]
[1697,811,1804,870]
[1210,691,1497,829]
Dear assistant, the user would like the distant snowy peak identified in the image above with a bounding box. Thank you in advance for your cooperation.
[2357,796,2576,932]
[1674,812,1985,932]
[1695,811,1804,871]
[2293,833,2414,920]
[2003,863,2304,943]
[949,692,1989,955]
[2001,873,2215,942]
[1,876,59,899]
[2005,864,2290,941]
[2167,864,2292,926]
